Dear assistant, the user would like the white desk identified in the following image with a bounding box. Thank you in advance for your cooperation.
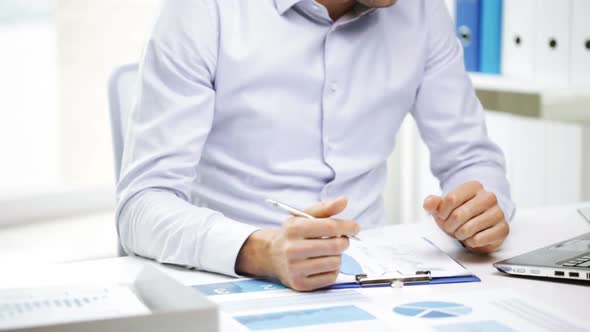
[1,203,589,330]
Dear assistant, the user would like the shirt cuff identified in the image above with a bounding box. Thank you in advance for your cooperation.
[493,191,516,222]
[198,214,261,277]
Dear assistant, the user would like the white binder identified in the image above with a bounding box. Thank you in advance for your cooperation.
[571,0,590,87]
[502,0,535,80]
[534,0,572,86]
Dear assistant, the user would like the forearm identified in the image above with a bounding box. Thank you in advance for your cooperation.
[117,189,259,276]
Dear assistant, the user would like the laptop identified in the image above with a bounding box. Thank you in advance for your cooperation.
[494,232,590,282]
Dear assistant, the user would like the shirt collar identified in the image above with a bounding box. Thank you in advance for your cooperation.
[276,0,377,19]
[350,3,376,19]
[275,0,304,15]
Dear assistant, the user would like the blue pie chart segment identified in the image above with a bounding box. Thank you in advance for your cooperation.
[393,301,472,319]
[340,254,363,275]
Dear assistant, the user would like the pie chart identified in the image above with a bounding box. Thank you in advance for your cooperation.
[340,253,363,275]
[393,301,472,319]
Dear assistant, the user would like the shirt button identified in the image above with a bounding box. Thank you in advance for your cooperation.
[330,83,338,92]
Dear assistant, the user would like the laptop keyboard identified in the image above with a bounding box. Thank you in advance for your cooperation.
[560,253,590,268]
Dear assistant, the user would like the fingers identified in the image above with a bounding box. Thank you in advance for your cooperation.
[304,271,340,290]
[463,221,510,250]
[282,255,343,292]
[432,213,455,238]
[289,270,340,292]
[437,181,484,220]
[285,217,360,239]
[425,182,510,255]
[454,205,505,241]
[423,195,442,214]
[303,197,348,218]
[291,255,342,278]
[442,191,498,235]
[282,237,350,260]
[466,243,503,254]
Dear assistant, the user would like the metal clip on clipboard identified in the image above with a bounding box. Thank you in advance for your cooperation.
[355,271,432,288]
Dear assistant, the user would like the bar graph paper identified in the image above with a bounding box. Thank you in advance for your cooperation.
[0,285,149,330]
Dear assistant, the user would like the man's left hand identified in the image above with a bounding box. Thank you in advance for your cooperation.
[423,181,509,254]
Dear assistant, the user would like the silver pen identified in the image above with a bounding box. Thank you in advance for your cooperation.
[265,198,362,241]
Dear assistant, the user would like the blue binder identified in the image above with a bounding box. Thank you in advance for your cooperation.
[480,0,503,74]
[456,0,481,72]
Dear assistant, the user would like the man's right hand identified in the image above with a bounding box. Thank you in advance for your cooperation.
[235,197,360,291]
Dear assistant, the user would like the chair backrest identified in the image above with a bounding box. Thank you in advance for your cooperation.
[108,63,139,256]
[108,63,139,182]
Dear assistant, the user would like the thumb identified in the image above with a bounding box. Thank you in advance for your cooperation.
[423,195,442,214]
[304,197,348,218]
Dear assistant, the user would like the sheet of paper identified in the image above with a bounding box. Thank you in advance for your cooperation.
[0,284,150,330]
[193,279,410,331]
[336,229,472,283]
[232,304,397,332]
[367,289,587,332]
[194,279,369,313]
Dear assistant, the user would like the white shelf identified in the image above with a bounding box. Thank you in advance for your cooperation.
[469,73,589,95]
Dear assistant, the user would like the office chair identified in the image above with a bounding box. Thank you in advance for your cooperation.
[108,63,139,256]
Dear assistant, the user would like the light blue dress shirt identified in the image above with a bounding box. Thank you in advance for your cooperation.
[117,0,514,276]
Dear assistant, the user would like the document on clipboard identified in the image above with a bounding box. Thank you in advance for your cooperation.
[331,232,478,289]
[193,228,478,296]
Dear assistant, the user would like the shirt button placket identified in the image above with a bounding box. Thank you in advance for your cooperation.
[322,26,338,200]
[329,82,338,93]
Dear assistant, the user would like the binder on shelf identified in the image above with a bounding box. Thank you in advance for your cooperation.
[479,0,503,74]
[501,0,535,80]
[456,0,481,72]
[571,0,590,87]
[534,0,572,86]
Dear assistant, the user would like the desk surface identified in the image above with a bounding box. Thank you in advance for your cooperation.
[1,203,589,329]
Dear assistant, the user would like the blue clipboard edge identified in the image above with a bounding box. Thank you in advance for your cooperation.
[327,275,480,290]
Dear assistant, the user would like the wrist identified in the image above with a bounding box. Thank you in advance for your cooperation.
[235,229,276,277]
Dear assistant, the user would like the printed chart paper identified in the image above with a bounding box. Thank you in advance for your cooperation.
[336,230,473,284]
[0,285,150,330]
[371,290,587,332]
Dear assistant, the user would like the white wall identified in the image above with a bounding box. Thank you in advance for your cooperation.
[0,20,60,193]
[56,0,158,187]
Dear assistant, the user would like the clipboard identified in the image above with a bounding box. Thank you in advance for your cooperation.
[194,234,481,295]
[193,271,481,297]
[328,271,480,290]
[326,236,481,289]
